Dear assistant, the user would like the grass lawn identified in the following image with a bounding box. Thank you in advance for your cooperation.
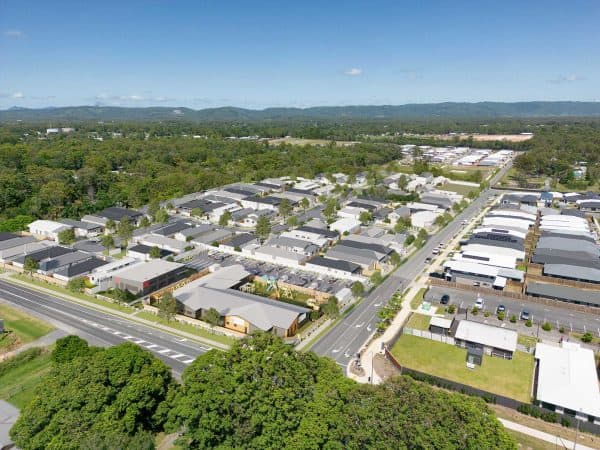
[135,311,236,346]
[517,334,538,349]
[11,274,134,314]
[409,287,428,309]
[406,313,431,331]
[0,304,54,351]
[504,429,554,450]
[0,349,52,408]
[391,334,534,402]
[442,182,479,197]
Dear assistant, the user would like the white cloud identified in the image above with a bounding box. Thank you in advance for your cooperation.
[3,30,24,38]
[548,74,585,84]
[11,91,24,99]
[344,68,362,76]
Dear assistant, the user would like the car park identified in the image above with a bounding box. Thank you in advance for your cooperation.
[474,297,484,309]
[496,304,506,314]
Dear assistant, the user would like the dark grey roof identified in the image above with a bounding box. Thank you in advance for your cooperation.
[579,200,600,208]
[255,182,280,190]
[0,236,36,251]
[531,250,600,269]
[560,208,586,218]
[543,264,600,284]
[97,207,143,221]
[224,233,257,248]
[223,186,257,196]
[39,251,91,272]
[526,282,600,307]
[72,240,106,254]
[179,199,225,212]
[245,195,282,205]
[231,208,254,220]
[419,195,452,209]
[307,256,362,273]
[297,226,339,239]
[53,257,108,278]
[347,201,377,211]
[540,230,596,243]
[153,221,194,236]
[536,236,599,257]
[128,244,173,258]
[0,232,18,241]
[14,245,72,264]
[467,236,524,251]
[338,239,392,256]
[286,188,314,196]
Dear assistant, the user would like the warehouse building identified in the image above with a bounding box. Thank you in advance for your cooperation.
[112,260,188,296]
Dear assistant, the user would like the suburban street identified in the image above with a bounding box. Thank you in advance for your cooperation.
[311,164,512,368]
[0,280,210,376]
[426,285,600,336]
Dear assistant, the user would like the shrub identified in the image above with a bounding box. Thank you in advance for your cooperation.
[447,304,456,314]
[581,332,593,343]
[541,322,552,332]
[509,314,517,323]
[559,326,565,334]
[525,319,533,328]
[471,307,479,315]
[497,311,505,321]
[561,417,571,428]
[483,311,490,318]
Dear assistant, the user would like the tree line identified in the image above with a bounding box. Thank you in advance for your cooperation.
[10,333,516,449]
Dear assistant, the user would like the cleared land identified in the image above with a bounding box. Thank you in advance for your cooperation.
[391,334,534,402]
[404,133,533,142]
[268,137,359,147]
[0,303,54,352]
[442,182,479,196]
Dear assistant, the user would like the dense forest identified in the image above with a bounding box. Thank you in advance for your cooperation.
[1,118,599,224]
[10,333,516,449]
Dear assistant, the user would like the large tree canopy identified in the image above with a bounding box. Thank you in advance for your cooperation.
[10,343,175,450]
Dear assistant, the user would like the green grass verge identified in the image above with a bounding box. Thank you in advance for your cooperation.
[391,334,534,402]
[0,303,54,347]
[409,287,428,310]
[11,274,134,313]
[0,348,52,408]
[405,313,431,331]
[517,334,538,349]
[135,311,236,346]
[504,429,554,450]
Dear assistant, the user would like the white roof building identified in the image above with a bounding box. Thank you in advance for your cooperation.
[535,342,600,420]
[482,216,533,232]
[330,218,361,235]
[454,320,518,353]
[28,220,71,240]
[410,210,440,228]
[454,251,517,269]
[460,244,525,261]
[337,206,365,220]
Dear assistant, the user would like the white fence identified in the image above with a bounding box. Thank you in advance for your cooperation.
[403,327,455,345]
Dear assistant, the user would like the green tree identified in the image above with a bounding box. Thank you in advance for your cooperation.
[203,307,222,326]
[99,233,115,252]
[57,228,76,245]
[417,228,428,241]
[255,216,271,242]
[351,281,365,298]
[67,276,86,293]
[321,296,339,318]
[148,199,160,220]
[397,174,409,190]
[278,198,292,218]
[389,251,402,266]
[405,234,416,246]
[394,216,412,233]
[105,218,116,232]
[157,292,177,322]
[149,246,162,259]
[359,210,372,225]
[191,207,203,218]
[323,198,337,221]
[23,256,38,277]
[155,208,169,223]
[139,215,151,228]
[11,343,174,450]
[52,335,93,364]
[219,210,232,226]
[287,215,299,227]
[370,270,383,286]
[117,217,134,247]
[300,197,310,211]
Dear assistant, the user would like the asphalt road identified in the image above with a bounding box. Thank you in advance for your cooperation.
[426,285,600,336]
[0,280,210,376]
[310,164,512,368]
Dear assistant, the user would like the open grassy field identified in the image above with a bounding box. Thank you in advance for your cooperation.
[406,313,431,331]
[442,182,480,196]
[504,429,555,450]
[0,348,52,408]
[0,303,54,352]
[391,334,534,402]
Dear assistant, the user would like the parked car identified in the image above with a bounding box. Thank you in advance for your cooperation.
[496,305,506,314]
[520,310,530,321]
[474,297,485,310]
[440,294,450,305]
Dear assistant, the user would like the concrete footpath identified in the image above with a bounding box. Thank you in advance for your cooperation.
[499,418,597,450]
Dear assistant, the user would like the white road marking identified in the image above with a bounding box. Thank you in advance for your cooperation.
[182,359,195,364]
[170,353,185,359]
[158,349,172,354]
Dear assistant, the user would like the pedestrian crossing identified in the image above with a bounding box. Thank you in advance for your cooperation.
[81,318,198,365]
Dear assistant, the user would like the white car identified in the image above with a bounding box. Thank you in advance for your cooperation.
[474,297,485,309]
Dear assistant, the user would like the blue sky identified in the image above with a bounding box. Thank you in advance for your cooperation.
[1,0,599,109]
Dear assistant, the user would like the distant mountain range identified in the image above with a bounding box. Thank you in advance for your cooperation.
[2,102,600,122]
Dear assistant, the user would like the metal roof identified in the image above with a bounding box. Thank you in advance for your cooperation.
[114,259,185,283]
[97,207,143,221]
[535,342,600,418]
[454,320,517,352]
[544,264,600,283]
[526,281,600,306]
[306,256,362,273]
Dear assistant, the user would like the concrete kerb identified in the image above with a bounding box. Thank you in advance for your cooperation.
[4,275,231,350]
